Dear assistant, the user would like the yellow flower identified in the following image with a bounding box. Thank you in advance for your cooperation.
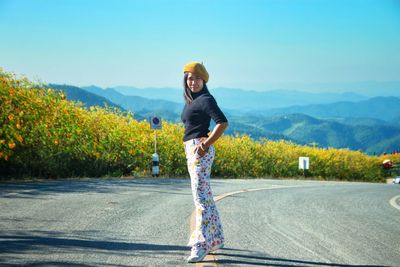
[16,135,23,143]
[54,140,59,145]
[16,123,21,129]
[8,142,16,149]
[0,140,5,145]
[8,114,14,121]
[90,106,95,111]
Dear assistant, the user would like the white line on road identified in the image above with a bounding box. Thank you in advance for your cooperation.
[389,195,400,211]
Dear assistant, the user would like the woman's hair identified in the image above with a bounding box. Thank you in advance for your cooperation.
[183,72,209,104]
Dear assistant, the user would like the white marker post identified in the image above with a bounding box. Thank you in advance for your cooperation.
[150,116,162,177]
[299,156,310,177]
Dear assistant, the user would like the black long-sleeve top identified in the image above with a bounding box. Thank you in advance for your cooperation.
[181,89,228,142]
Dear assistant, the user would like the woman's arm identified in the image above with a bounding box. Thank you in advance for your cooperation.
[204,122,228,148]
[195,122,228,157]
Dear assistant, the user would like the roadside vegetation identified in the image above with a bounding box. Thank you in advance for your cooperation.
[1,69,398,182]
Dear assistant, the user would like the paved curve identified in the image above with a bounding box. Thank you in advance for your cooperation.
[0,179,399,266]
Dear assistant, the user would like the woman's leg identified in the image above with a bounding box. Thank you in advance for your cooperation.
[185,141,224,250]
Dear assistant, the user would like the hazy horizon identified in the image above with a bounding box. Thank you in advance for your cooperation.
[77,80,400,98]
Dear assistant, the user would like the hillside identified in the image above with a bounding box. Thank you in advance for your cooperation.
[211,88,367,110]
[390,116,400,127]
[106,86,368,110]
[110,86,183,103]
[49,84,125,111]
[83,86,183,122]
[231,113,400,154]
[367,135,400,154]
[264,96,400,121]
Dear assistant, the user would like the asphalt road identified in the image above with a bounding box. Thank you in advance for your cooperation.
[0,179,399,267]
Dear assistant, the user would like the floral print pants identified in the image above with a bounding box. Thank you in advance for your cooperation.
[184,138,224,250]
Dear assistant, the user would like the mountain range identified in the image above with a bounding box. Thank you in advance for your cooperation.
[263,97,400,121]
[49,84,124,111]
[228,113,400,154]
[51,84,400,154]
[82,86,183,122]
[102,86,369,110]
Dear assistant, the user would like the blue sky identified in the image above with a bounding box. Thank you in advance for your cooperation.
[0,0,399,91]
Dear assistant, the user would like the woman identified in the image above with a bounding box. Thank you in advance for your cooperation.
[181,61,228,263]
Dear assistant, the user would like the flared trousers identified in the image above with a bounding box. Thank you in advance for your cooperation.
[184,138,224,250]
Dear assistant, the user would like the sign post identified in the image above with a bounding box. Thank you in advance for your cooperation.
[150,116,162,177]
[299,156,310,177]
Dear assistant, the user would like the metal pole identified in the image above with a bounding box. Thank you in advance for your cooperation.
[154,131,157,153]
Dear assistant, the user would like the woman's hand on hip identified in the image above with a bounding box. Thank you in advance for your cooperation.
[194,145,207,157]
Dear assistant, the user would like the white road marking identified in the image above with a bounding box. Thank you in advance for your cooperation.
[389,195,400,211]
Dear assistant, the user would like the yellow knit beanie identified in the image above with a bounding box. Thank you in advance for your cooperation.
[183,61,209,83]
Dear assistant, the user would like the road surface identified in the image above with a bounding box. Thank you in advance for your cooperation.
[1,179,399,266]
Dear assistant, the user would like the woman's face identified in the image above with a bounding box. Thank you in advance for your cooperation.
[187,72,204,93]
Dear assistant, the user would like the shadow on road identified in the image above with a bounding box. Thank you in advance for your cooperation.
[0,232,187,254]
[0,231,188,266]
[210,251,388,267]
[0,178,191,199]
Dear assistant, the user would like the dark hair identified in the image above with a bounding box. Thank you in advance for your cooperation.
[183,72,209,104]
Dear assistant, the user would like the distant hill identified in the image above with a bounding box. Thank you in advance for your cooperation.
[91,86,400,122]
[83,86,183,122]
[327,117,393,127]
[49,84,125,111]
[275,80,400,97]
[211,88,367,110]
[111,86,183,103]
[223,119,289,141]
[263,96,400,121]
[106,86,368,110]
[390,116,400,127]
[367,134,400,154]
[233,113,400,153]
